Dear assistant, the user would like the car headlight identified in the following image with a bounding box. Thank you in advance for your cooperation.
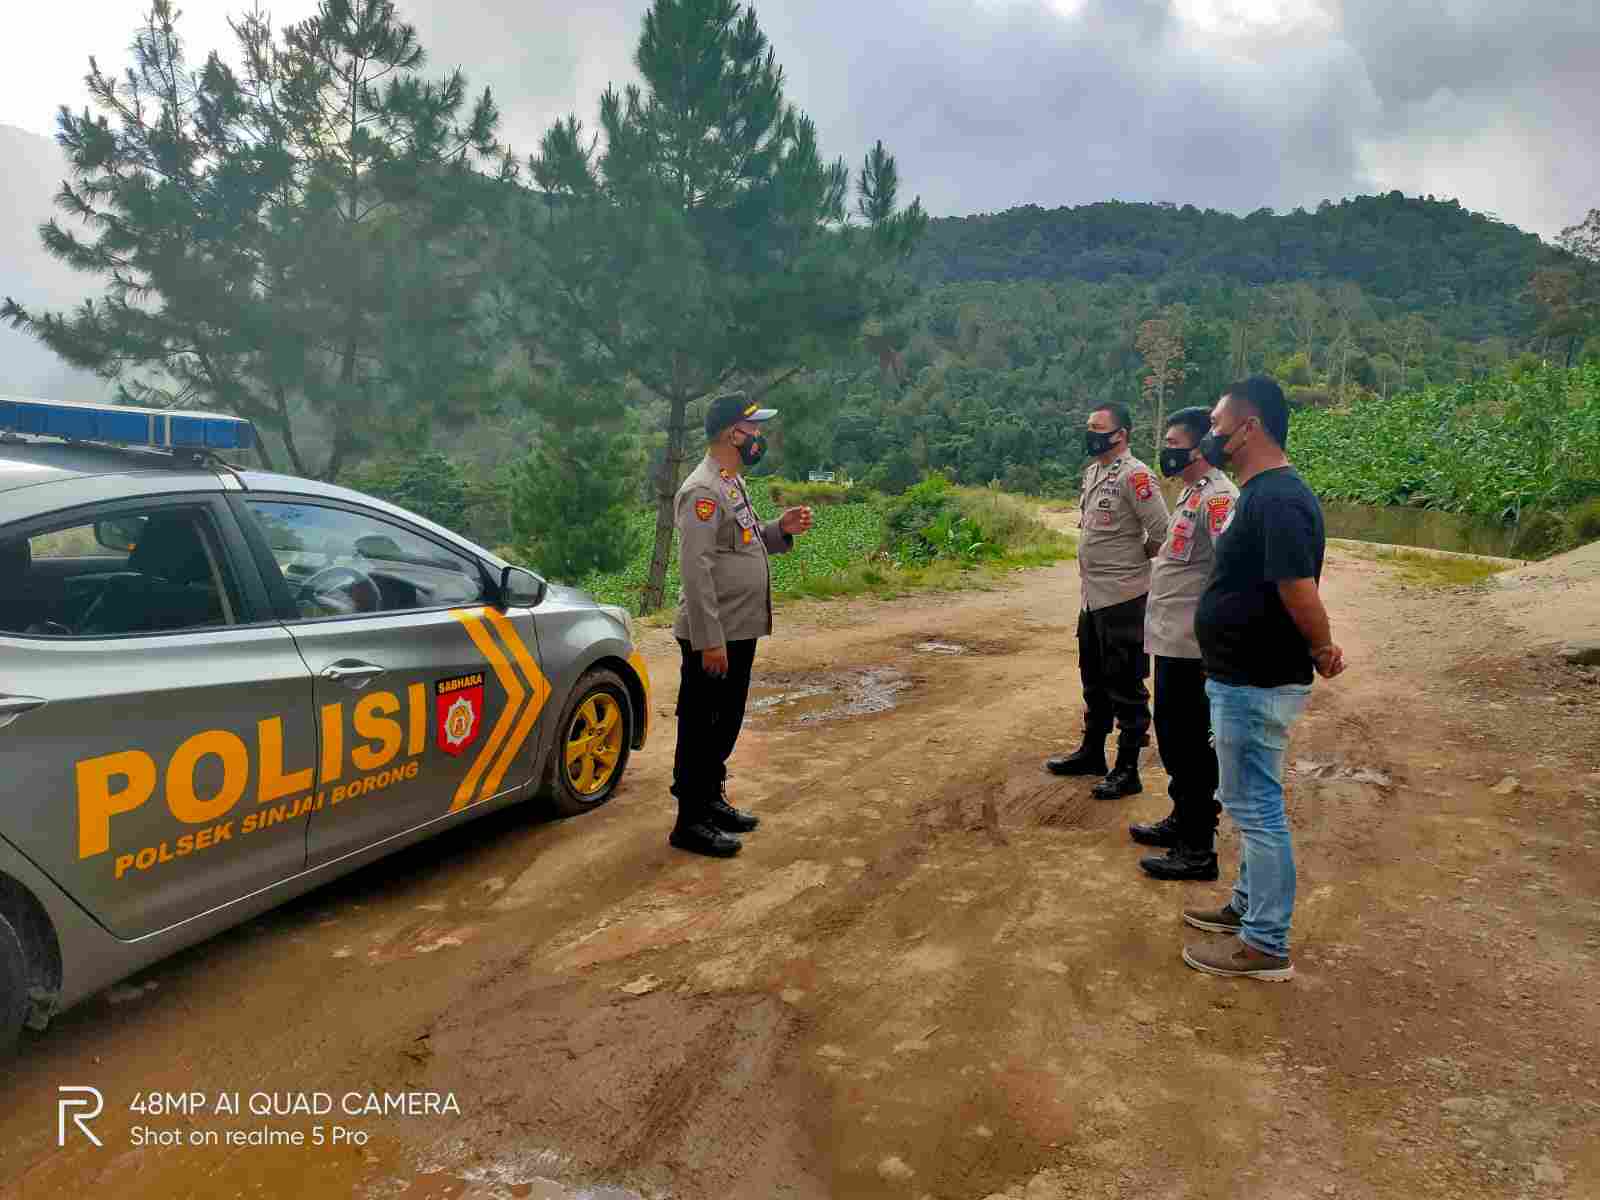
[600,604,634,644]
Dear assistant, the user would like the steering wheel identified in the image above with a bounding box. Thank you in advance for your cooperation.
[296,565,381,617]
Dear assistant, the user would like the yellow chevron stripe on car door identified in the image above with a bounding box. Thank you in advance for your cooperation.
[448,608,525,811]
[480,608,551,801]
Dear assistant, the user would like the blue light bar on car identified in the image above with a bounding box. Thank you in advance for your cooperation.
[0,395,255,451]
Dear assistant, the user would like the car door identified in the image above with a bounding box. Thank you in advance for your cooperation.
[233,495,549,869]
[0,495,317,940]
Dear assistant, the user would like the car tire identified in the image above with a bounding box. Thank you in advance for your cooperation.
[541,668,634,818]
[0,912,29,1059]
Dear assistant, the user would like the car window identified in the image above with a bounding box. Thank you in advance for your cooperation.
[245,500,487,620]
[1,507,236,638]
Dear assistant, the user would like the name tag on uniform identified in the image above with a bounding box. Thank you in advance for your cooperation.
[1167,515,1196,561]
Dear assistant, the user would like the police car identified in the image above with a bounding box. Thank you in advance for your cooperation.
[0,397,651,1053]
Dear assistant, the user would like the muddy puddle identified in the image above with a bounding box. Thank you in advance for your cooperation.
[746,668,912,725]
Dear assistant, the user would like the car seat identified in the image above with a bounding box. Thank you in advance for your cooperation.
[76,514,225,635]
[0,538,70,636]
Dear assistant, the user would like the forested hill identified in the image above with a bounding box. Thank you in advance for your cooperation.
[749,192,1597,500]
[907,193,1556,336]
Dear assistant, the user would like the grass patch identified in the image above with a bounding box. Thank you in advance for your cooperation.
[1342,543,1510,587]
[584,474,1073,614]
[1569,497,1600,545]
[762,477,867,507]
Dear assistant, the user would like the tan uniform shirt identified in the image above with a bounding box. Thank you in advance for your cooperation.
[1145,468,1240,659]
[1077,450,1170,612]
[673,455,793,650]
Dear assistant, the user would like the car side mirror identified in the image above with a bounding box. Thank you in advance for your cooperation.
[499,565,546,609]
[95,516,147,552]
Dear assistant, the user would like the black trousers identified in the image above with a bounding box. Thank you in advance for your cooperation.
[1153,654,1221,849]
[672,637,758,823]
[1077,595,1151,750]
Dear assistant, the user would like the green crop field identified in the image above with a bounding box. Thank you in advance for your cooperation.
[1293,364,1600,521]
[581,477,1074,615]
[579,486,887,612]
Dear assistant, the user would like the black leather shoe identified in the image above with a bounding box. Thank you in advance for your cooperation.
[1092,764,1142,799]
[1045,739,1108,776]
[1139,845,1219,881]
[1129,812,1182,847]
[708,797,760,833]
[1092,742,1144,799]
[669,821,742,858]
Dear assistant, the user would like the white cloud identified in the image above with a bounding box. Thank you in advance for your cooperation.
[2,0,1594,237]
[1,1,321,140]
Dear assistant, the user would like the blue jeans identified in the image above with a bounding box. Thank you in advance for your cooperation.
[1206,679,1312,958]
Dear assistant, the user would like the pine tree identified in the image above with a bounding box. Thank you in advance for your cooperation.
[512,0,925,612]
[2,0,511,477]
[509,410,643,584]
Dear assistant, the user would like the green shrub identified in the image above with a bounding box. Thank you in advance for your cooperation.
[882,474,1001,566]
[509,422,642,584]
[1509,510,1569,559]
[344,451,471,533]
[863,449,922,495]
[1288,386,1334,409]
[1001,463,1043,496]
[1571,498,1600,543]
[766,478,868,507]
[953,486,1046,548]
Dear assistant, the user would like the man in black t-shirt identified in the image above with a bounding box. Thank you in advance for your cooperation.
[1180,377,1347,983]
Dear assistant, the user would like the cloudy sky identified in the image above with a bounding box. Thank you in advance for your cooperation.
[2,0,1596,239]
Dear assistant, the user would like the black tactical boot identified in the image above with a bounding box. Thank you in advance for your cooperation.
[1129,810,1182,847]
[1045,732,1109,777]
[709,779,760,833]
[669,820,743,858]
[1091,742,1143,799]
[1138,844,1220,881]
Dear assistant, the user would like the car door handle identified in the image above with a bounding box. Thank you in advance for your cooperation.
[319,661,386,689]
[0,694,45,730]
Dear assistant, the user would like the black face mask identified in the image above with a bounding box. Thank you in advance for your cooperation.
[1159,447,1194,478]
[1199,425,1241,469]
[736,432,767,467]
[1084,429,1120,457]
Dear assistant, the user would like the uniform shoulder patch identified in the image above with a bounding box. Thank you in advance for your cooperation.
[694,497,717,522]
[1205,494,1233,534]
[1130,470,1154,501]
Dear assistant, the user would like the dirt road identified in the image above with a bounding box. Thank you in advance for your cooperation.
[3,546,1598,1200]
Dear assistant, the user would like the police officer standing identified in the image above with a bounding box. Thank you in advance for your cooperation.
[1129,407,1239,880]
[1047,403,1170,797]
[671,391,814,858]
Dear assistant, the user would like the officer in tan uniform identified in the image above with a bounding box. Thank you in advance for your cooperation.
[1046,402,1170,798]
[671,391,814,857]
[1129,406,1240,880]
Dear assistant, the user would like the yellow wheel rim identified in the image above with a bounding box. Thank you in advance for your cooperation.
[565,692,624,796]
